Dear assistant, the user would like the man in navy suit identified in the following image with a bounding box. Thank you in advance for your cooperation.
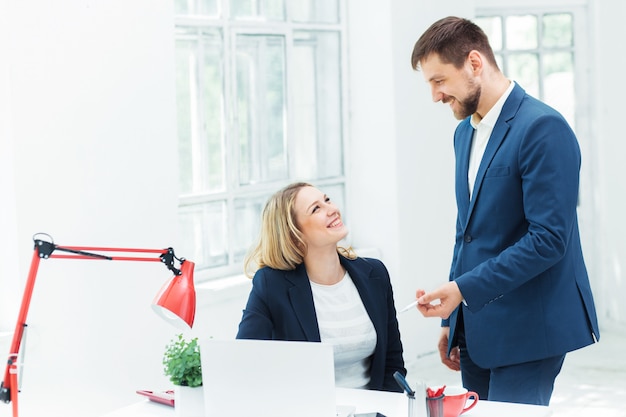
[410,17,600,405]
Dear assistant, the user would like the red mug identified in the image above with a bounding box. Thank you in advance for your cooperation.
[442,386,479,417]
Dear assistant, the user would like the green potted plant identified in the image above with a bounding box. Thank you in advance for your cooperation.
[163,334,204,417]
[163,333,203,387]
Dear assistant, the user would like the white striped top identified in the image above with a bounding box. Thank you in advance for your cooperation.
[310,272,377,389]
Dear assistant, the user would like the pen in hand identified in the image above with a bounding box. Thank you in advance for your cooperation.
[398,300,418,314]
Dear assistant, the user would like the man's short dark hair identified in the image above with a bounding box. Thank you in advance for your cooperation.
[411,16,498,71]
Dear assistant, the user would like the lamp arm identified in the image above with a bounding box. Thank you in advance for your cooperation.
[1,234,194,416]
[1,246,43,409]
[159,248,183,276]
[50,244,183,275]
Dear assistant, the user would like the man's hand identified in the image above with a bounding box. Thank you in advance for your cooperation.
[415,281,463,319]
[438,327,460,371]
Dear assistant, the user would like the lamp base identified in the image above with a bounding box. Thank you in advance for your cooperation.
[0,383,9,403]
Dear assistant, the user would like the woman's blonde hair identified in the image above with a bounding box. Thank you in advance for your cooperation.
[243,182,356,277]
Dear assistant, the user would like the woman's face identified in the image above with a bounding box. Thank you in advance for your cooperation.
[293,186,348,249]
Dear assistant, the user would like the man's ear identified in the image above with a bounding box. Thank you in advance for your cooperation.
[467,50,483,74]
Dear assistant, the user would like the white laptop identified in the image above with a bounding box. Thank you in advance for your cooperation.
[199,338,355,417]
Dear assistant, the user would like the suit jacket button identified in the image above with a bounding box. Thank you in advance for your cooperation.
[464,234,472,243]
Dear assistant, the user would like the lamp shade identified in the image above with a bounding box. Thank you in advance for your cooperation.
[152,260,196,329]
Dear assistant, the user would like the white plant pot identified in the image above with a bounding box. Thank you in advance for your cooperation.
[175,385,205,417]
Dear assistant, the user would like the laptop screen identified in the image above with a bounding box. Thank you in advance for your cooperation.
[200,339,338,417]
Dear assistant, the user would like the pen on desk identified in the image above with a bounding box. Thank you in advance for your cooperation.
[393,371,415,397]
[398,300,418,314]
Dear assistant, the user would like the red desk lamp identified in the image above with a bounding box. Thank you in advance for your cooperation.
[0,233,196,417]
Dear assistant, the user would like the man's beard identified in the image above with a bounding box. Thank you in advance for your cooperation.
[450,81,481,120]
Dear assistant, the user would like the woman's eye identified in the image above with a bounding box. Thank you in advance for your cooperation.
[312,205,320,213]
[325,197,331,203]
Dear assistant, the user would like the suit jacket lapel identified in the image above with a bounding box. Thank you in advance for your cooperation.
[342,257,374,313]
[286,258,379,342]
[286,264,321,341]
[467,84,524,220]
[456,121,473,228]
[285,257,385,343]
[342,257,386,340]
[467,123,508,217]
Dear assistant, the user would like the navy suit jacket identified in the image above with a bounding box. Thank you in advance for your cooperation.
[236,256,406,392]
[446,83,600,369]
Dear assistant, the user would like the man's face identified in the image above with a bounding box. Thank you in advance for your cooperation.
[420,53,481,120]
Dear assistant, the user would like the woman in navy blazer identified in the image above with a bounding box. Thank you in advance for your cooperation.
[410,17,600,405]
[236,182,406,392]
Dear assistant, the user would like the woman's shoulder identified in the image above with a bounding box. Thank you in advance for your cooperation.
[252,264,305,284]
[253,265,285,280]
[344,256,388,274]
[356,256,384,267]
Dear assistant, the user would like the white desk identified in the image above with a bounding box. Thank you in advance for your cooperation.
[335,388,551,417]
[102,388,552,417]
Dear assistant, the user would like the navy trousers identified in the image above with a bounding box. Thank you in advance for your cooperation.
[456,320,565,405]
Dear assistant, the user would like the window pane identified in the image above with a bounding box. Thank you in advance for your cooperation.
[543,13,573,48]
[175,2,347,278]
[494,54,504,73]
[174,0,219,16]
[507,53,539,97]
[231,0,285,20]
[233,194,268,262]
[179,201,228,269]
[292,31,343,179]
[476,16,502,51]
[236,35,288,185]
[544,52,575,128]
[544,51,573,77]
[290,0,339,23]
[176,28,226,195]
[506,15,537,50]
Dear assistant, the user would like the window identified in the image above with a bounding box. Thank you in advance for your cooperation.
[174,1,348,278]
[475,8,580,130]
[474,3,597,270]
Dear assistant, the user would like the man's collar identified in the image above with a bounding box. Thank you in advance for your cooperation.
[470,80,515,129]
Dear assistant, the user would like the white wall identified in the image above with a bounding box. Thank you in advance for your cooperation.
[0,0,20,333]
[590,1,626,325]
[1,0,623,416]
[346,0,474,367]
[0,1,184,416]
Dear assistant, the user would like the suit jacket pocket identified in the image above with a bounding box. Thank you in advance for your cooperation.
[485,165,510,177]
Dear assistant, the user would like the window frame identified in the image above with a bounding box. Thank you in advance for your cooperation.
[474,0,598,280]
[174,2,350,282]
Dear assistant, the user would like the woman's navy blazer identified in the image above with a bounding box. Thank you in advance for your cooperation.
[237,255,406,392]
